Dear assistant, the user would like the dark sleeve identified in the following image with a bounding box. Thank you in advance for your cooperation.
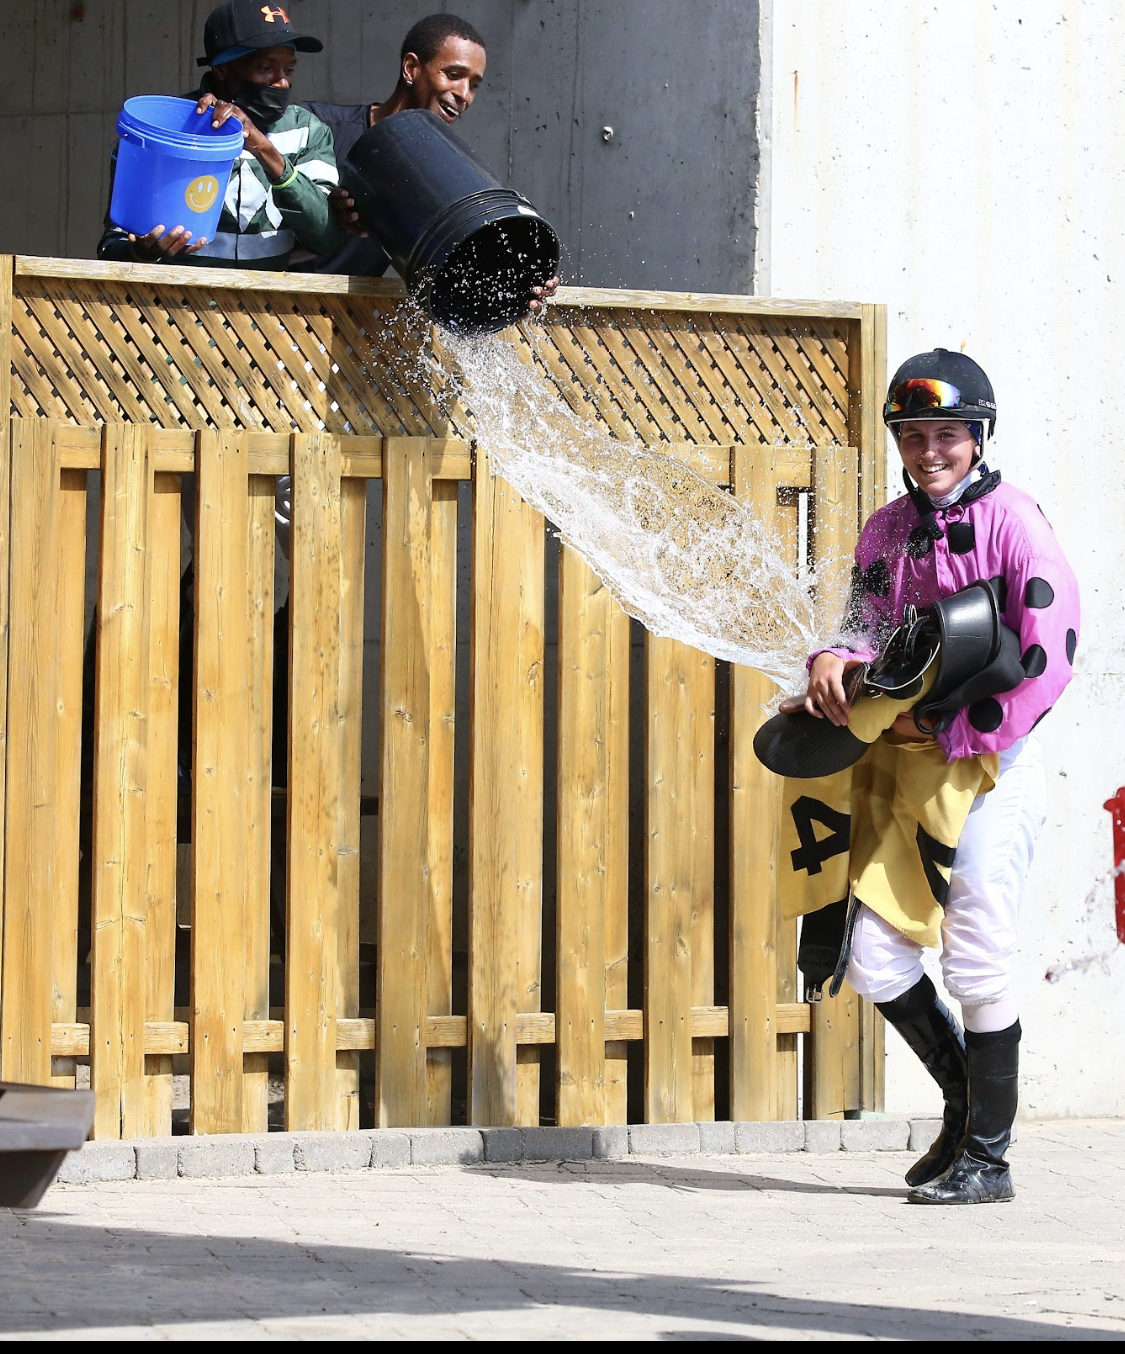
[97,144,144,263]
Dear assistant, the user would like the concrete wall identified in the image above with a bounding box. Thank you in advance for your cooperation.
[760,0,1125,1118]
[0,0,761,291]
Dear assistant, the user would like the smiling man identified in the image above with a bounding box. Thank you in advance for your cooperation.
[294,12,557,311]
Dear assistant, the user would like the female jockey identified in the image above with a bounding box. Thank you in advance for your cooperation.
[786,349,1079,1204]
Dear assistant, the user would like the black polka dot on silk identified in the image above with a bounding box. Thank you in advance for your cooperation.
[1066,629,1077,665]
[990,574,1008,612]
[1021,644,1047,678]
[863,559,891,596]
[969,697,1005,733]
[1024,576,1055,609]
[946,522,976,554]
[907,526,933,558]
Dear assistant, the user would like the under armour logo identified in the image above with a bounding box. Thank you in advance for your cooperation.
[261,5,290,22]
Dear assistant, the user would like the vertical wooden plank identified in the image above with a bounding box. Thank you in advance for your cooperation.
[0,420,60,1086]
[468,452,545,1127]
[0,260,13,1029]
[376,438,431,1127]
[602,595,630,1126]
[851,306,888,530]
[243,472,274,1133]
[556,548,608,1127]
[773,485,802,1120]
[90,424,151,1139]
[337,475,367,1130]
[805,442,862,1119]
[645,635,714,1124]
[51,466,88,1090]
[729,450,781,1121]
[427,477,458,1126]
[142,471,180,1131]
[286,431,341,1131]
[192,430,248,1135]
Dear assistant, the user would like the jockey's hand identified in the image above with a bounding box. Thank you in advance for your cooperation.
[779,653,864,728]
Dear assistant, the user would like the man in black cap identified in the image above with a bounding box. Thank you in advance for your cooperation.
[294,11,557,314]
[98,0,342,269]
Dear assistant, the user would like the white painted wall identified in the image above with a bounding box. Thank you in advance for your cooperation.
[761,0,1125,1118]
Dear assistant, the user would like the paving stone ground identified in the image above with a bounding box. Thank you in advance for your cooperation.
[2,1119,1123,1340]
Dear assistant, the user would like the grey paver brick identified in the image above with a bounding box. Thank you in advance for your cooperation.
[628,1122,700,1155]
[134,1138,179,1180]
[697,1120,736,1154]
[803,1120,842,1153]
[908,1118,943,1153]
[179,1137,255,1178]
[591,1125,628,1159]
[369,1131,411,1169]
[521,1127,593,1161]
[293,1132,373,1173]
[735,1120,805,1153]
[254,1136,297,1175]
[409,1128,484,1166]
[481,1128,522,1163]
[54,1142,136,1184]
[840,1118,910,1152]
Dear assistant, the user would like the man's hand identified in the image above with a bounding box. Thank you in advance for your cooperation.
[196,92,285,180]
[328,185,368,237]
[525,274,560,318]
[778,653,865,727]
[128,224,208,261]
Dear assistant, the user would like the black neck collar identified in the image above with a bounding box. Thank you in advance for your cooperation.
[903,464,1001,541]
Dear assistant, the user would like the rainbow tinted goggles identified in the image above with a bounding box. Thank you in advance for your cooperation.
[884,377,966,419]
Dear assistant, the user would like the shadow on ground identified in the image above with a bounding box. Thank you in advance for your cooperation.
[0,1215,1117,1339]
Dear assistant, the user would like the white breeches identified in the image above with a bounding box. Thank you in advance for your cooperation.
[845,734,1047,1030]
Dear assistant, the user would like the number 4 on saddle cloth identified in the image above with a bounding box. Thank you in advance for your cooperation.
[753,583,1023,999]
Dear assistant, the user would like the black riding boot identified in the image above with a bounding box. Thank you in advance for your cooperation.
[908,1019,1020,1205]
[876,975,967,1188]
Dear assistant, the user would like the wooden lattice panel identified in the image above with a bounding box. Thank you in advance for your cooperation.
[11,271,445,437]
[10,261,856,452]
[518,308,851,448]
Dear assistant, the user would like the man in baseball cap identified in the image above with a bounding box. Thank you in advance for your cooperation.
[198,1,324,67]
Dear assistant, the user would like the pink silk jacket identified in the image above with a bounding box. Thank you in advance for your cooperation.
[817,473,1080,761]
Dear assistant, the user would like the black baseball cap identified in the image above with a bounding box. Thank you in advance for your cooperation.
[197,1,324,67]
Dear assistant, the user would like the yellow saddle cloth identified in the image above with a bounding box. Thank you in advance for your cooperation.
[778,683,998,948]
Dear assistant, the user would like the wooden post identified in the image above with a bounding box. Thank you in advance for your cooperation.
[52,465,88,1091]
[243,472,275,1133]
[468,452,545,1126]
[644,635,715,1124]
[556,548,630,1127]
[91,424,152,1139]
[0,260,12,1032]
[142,470,180,1132]
[804,442,862,1119]
[729,449,782,1120]
[427,476,459,1125]
[377,436,432,1127]
[285,431,341,1131]
[191,430,249,1135]
[0,420,61,1087]
[337,474,367,1130]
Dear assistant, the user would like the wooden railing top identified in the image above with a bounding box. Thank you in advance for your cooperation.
[13,255,868,320]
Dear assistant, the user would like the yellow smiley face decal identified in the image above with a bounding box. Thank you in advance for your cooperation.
[184,175,219,213]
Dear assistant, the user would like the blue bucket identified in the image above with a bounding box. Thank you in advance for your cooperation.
[109,95,244,241]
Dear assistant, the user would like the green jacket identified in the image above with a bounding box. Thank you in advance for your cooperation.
[99,87,344,270]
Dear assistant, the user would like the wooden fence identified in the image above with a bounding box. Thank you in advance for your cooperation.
[0,255,886,1137]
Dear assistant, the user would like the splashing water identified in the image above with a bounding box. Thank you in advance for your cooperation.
[1044,862,1125,983]
[437,326,855,689]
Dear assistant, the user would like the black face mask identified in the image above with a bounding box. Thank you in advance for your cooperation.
[231,79,290,129]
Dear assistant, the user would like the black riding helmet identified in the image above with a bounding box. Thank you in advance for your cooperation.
[883,348,997,438]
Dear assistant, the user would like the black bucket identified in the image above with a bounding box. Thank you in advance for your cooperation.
[344,110,560,334]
